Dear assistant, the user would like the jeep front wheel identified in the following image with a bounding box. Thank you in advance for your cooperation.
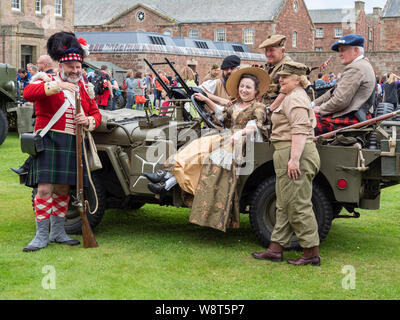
[249,176,333,249]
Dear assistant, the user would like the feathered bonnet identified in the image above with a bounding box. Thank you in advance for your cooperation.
[47,31,90,64]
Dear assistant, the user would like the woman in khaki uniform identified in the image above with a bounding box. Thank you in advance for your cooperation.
[252,62,322,266]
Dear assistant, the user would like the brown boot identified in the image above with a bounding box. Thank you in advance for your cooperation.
[252,242,284,262]
[287,247,321,266]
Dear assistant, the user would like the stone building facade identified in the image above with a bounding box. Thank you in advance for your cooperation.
[0,0,74,68]
[74,0,315,53]
[380,0,400,51]
[290,50,400,81]
[309,1,381,52]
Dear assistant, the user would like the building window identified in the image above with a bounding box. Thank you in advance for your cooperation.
[35,0,42,14]
[243,28,255,45]
[55,0,63,16]
[215,28,226,42]
[369,28,373,41]
[316,28,324,38]
[11,0,21,11]
[163,30,172,37]
[315,47,323,52]
[293,0,298,12]
[335,28,343,38]
[149,36,166,46]
[189,29,199,38]
[292,31,297,47]
[233,45,245,53]
[195,41,209,49]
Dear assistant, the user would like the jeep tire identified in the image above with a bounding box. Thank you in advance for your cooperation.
[0,109,8,146]
[249,176,333,249]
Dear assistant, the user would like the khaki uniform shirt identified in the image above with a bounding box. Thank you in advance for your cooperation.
[271,87,316,142]
[201,73,219,83]
[265,55,293,101]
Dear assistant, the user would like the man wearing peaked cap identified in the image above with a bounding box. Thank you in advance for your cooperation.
[200,55,241,107]
[331,34,365,52]
[313,34,376,135]
[259,35,293,106]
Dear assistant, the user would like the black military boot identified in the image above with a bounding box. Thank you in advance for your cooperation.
[143,170,170,183]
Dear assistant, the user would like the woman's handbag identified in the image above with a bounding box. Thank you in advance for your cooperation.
[135,94,146,104]
[135,80,146,104]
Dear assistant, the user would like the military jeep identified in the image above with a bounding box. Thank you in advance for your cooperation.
[34,59,400,248]
[0,63,18,146]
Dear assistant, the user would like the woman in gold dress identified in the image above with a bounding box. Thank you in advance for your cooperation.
[145,67,270,232]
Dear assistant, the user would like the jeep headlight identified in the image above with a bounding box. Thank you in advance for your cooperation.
[3,81,15,92]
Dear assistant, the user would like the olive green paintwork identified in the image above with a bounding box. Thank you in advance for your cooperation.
[92,105,400,213]
[0,63,17,104]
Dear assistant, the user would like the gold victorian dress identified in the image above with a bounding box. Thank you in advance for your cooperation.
[166,102,268,232]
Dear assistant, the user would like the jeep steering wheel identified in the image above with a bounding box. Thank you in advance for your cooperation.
[190,92,225,129]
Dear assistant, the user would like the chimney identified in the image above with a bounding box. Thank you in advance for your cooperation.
[355,1,365,15]
[373,7,382,17]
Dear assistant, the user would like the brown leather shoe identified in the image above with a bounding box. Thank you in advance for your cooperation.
[252,242,283,262]
[287,247,321,266]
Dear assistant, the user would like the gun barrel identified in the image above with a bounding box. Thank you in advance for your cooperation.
[315,111,399,141]
[75,92,98,248]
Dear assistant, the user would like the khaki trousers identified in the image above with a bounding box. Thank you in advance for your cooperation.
[271,142,321,249]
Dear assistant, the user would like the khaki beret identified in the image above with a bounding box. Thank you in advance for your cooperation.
[259,35,286,49]
[277,61,308,77]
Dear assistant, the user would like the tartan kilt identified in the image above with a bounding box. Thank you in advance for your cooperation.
[25,131,89,188]
[314,112,372,136]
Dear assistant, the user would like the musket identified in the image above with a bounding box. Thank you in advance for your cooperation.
[75,90,98,248]
[315,111,399,141]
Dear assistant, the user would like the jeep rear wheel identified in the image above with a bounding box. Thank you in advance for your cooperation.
[32,172,106,235]
[249,176,333,249]
[0,109,8,146]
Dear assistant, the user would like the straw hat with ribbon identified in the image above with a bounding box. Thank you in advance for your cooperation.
[226,67,270,101]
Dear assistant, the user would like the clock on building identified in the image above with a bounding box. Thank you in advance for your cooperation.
[136,11,145,22]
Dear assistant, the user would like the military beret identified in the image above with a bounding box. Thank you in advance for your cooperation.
[259,35,286,49]
[331,34,365,52]
[277,61,308,77]
[221,55,241,70]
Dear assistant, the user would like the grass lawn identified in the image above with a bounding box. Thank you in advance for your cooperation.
[1,132,400,300]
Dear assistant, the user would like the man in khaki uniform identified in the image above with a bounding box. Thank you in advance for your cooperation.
[259,34,293,104]
[201,64,220,83]
[313,34,376,135]
[200,55,240,106]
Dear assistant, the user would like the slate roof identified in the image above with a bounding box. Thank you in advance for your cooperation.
[75,31,266,61]
[309,8,356,24]
[74,0,286,26]
[382,0,400,17]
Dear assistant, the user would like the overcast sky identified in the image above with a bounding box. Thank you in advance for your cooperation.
[304,0,387,13]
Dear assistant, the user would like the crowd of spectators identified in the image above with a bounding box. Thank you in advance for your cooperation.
[120,63,219,114]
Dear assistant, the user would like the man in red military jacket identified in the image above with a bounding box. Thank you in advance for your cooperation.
[22,32,102,252]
